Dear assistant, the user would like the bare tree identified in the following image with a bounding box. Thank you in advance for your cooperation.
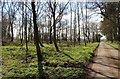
[80,2,87,46]
[24,2,28,63]
[7,2,17,42]
[85,2,90,43]
[47,11,53,44]
[77,2,81,45]
[2,2,5,45]
[73,7,76,47]
[31,2,44,78]
[28,14,33,41]
[19,2,24,44]
[48,1,69,51]
[70,2,72,45]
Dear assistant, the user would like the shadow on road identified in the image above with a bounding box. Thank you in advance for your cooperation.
[82,42,119,79]
[83,66,117,79]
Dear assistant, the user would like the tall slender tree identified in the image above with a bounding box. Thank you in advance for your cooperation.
[73,7,76,47]
[80,2,86,46]
[70,2,72,45]
[24,2,28,63]
[48,1,69,51]
[77,2,81,45]
[31,2,44,78]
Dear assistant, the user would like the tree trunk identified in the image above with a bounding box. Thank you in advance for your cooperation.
[48,15,52,44]
[70,2,72,45]
[11,23,14,42]
[66,27,67,42]
[53,8,59,52]
[77,2,80,45]
[1,3,4,46]
[92,32,95,43]
[25,4,28,62]
[21,3,24,45]
[28,15,32,42]
[87,27,90,43]
[25,7,28,51]
[41,27,44,42]
[49,26,52,44]
[39,37,44,47]
[31,2,44,79]
[118,2,120,42]
[85,2,87,43]
[74,9,76,47]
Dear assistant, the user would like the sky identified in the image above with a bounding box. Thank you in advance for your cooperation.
[1,1,105,38]
[62,6,103,23]
[1,0,120,2]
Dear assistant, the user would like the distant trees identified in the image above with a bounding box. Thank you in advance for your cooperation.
[86,2,120,42]
[73,7,77,47]
[2,2,6,45]
[48,1,69,51]
[8,3,16,42]
[2,1,105,47]
[80,2,87,46]
[100,2,120,42]
[48,2,59,51]
[20,2,24,44]
[1,2,21,45]
[89,22,99,42]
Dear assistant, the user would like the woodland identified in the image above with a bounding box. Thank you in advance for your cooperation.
[1,1,120,79]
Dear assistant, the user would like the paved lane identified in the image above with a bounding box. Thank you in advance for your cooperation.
[85,42,120,79]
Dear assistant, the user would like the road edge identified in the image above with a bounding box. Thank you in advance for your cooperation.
[81,42,100,79]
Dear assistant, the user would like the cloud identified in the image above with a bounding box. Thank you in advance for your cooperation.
[62,12,75,21]
[61,6,102,26]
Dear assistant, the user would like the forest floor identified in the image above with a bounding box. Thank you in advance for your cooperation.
[1,42,99,79]
[84,42,120,79]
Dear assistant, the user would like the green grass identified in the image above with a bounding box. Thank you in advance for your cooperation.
[105,41,119,49]
[1,42,99,79]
